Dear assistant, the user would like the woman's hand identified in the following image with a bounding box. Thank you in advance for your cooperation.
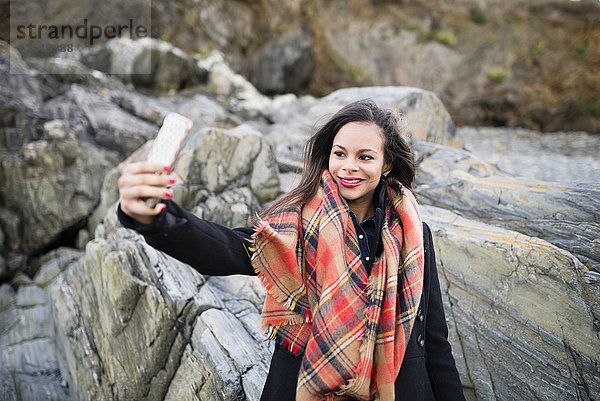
[118,162,176,225]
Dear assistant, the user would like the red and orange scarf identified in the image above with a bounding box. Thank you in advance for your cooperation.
[251,169,424,400]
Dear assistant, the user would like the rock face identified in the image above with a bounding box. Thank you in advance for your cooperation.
[0,41,239,271]
[251,27,315,94]
[456,126,600,183]
[421,205,599,401]
[414,140,600,271]
[80,38,207,90]
[0,119,119,259]
[0,248,82,401]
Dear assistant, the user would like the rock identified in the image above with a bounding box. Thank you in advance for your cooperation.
[0,279,70,401]
[117,90,232,129]
[33,248,83,288]
[0,41,45,148]
[412,140,501,178]
[456,126,600,183]
[66,84,158,155]
[251,26,315,94]
[74,228,90,250]
[415,143,600,270]
[50,226,270,400]
[0,249,81,400]
[50,230,198,401]
[421,205,600,401]
[261,93,319,125]
[0,124,119,256]
[25,56,128,90]
[37,84,157,157]
[0,256,5,281]
[80,38,207,90]
[0,351,17,401]
[198,51,272,120]
[196,0,255,53]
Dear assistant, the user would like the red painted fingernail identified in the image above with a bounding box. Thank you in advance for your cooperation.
[163,166,171,172]
[165,192,173,198]
[169,178,176,184]
[160,204,167,211]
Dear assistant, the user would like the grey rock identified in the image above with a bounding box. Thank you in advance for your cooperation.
[0,351,17,401]
[421,205,600,401]
[0,41,44,148]
[415,143,600,270]
[261,93,319,125]
[456,126,600,183]
[198,51,272,120]
[118,90,232,129]
[33,248,83,288]
[252,27,315,94]
[0,256,5,281]
[0,277,70,401]
[15,285,46,307]
[25,56,128,90]
[50,231,197,401]
[0,124,119,256]
[67,84,158,155]
[80,38,206,90]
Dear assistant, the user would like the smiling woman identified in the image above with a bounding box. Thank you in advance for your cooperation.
[117,99,466,401]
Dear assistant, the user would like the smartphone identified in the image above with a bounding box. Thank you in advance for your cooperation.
[144,112,194,208]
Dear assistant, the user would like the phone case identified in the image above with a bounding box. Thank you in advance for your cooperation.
[144,112,193,208]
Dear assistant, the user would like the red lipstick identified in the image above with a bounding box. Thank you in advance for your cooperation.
[338,176,364,188]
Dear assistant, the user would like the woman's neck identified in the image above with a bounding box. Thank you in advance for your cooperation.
[348,199,376,222]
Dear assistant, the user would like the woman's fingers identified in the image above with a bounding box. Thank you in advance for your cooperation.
[123,198,166,217]
[121,161,171,175]
[120,184,173,201]
[118,171,175,189]
[118,161,176,223]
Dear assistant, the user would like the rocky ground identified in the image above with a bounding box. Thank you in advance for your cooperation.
[0,37,598,401]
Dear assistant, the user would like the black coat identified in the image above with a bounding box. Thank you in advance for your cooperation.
[118,200,466,401]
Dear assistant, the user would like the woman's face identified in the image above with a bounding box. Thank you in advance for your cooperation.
[328,122,387,210]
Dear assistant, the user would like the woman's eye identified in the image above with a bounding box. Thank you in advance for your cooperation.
[334,151,345,157]
[359,154,374,161]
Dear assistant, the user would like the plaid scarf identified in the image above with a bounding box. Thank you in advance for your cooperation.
[251,169,424,401]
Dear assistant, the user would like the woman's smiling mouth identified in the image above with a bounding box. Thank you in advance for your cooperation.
[338,176,365,187]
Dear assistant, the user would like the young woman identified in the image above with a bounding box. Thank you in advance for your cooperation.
[118,100,466,401]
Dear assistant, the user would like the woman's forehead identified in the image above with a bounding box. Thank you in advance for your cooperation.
[333,122,384,149]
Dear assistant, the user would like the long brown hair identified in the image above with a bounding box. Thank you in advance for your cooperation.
[260,99,415,217]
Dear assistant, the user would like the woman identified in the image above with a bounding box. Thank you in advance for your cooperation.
[118,100,466,401]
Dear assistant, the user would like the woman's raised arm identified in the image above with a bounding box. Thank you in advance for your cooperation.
[117,161,255,276]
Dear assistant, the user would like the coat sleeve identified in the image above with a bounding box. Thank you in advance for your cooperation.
[423,223,466,401]
[117,199,256,276]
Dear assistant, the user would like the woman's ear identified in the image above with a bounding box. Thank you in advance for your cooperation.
[383,164,392,177]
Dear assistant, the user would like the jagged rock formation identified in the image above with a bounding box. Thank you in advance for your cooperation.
[422,205,599,401]
[0,39,598,401]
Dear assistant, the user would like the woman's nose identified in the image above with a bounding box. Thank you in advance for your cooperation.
[342,159,358,171]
